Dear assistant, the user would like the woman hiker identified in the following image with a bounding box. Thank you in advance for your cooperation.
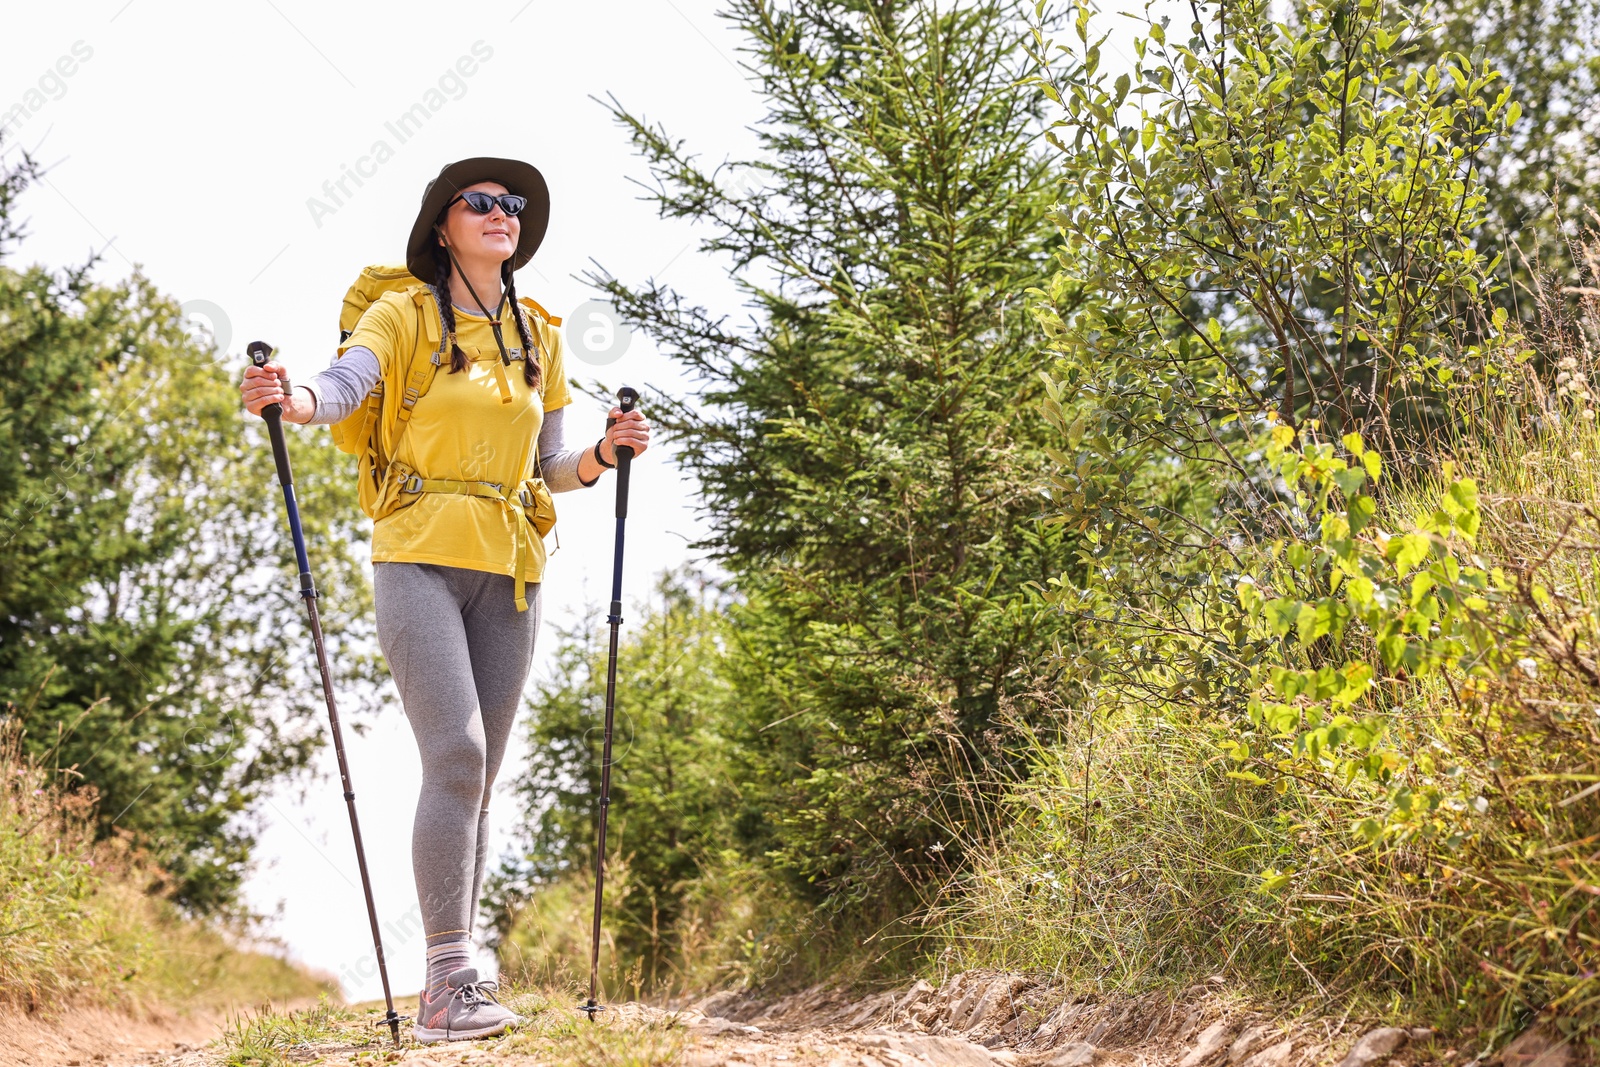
[239,156,650,1044]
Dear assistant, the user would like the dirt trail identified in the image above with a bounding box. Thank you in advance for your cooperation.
[0,1000,308,1067]
[122,969,1531,1067]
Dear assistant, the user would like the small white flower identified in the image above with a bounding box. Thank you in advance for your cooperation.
[1517,657,1538,678]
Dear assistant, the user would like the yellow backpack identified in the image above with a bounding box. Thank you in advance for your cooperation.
[330,263,563,526]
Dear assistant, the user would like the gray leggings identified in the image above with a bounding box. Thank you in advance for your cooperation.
[374,562,539,943]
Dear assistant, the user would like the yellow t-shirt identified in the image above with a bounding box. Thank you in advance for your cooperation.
[340,292,574,583]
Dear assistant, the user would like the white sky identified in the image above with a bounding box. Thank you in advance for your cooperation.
[5,0,767,1003]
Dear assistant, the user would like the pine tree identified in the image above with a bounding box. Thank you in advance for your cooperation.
[591,0,1074,917]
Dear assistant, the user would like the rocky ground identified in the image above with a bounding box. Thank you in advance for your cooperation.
[23,970,1583,1067]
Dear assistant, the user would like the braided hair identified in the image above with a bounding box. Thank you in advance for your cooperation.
[501,260,543,393]
[428,234,543,392]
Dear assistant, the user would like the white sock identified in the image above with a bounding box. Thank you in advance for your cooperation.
[424,937,471,1000]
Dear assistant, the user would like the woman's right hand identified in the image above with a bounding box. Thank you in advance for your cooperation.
[241,361,288,416]
[241,362,312,423]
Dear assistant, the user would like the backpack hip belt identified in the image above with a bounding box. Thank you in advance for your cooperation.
[398,474,555,613]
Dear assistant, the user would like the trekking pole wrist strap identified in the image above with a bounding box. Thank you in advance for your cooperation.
[593,439,615,469]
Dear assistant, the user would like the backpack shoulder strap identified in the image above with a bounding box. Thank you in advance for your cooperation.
[393,286,445,432]
[349,286,445,489]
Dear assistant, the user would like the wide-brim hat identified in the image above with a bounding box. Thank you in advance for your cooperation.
[405,156,550,285]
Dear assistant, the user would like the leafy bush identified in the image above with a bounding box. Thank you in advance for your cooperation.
[936,0,1598,1043]
[1033,0,1521,499]
[945,408,1600,1038]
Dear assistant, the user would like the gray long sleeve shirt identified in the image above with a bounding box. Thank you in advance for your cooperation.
[302,346,597,492]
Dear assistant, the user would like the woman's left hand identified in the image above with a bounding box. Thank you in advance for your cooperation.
[601,408,651,464]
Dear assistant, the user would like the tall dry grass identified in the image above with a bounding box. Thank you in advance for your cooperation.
[0,720,330,1016]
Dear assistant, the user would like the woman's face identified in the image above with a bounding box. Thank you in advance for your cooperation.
[437,180,520,269]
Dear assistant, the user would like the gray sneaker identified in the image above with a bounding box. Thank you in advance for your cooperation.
[413,967,522,1044]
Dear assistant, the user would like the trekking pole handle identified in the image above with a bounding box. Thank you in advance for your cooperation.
[248,341,294,492]
[606,386,639,520]
[249,341,316,598]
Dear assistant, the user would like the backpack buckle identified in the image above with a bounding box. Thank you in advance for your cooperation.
[402,474,422,494]
[518,487,536,508]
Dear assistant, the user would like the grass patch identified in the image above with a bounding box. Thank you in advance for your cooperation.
[220,996,365,1067]
[501,991,688,1067]
[494,851,920,1003]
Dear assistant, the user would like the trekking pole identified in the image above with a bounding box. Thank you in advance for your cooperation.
[580,385,640,1022]
[247,341,404,1049]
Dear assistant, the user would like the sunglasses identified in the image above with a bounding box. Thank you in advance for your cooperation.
[447,190,528,216]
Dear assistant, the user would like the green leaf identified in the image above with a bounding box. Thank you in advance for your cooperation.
[1362,451,1383,483]
[1332,468,1367,497]
[1348,494,1377,535]
[1387,533,1431,575]
[1255,868,1293,893]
